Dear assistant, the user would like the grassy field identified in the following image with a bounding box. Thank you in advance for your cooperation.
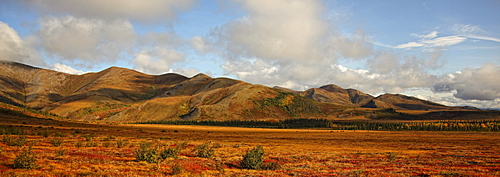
[1,114,499,176]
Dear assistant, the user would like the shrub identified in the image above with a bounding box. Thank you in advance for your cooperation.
[13,147,36,169]
[3,135,27,146]
[160,147,180,159]
[102,141,112,148]
[85,140,98,147]
[82,134,94,141]
[75,140,83,148]
[50,137,64,147]
[171,163,183,175]
[116,139,129,148]
[240,145,265,169]
[388,152,398,162]
[136,141,159,163]
[0,125,25,135]
[193,142,215,158]
[176,141,189,149]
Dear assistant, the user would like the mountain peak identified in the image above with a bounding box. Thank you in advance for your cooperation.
[319,84,347,93]
[192,73,211,78]
[190,73,212,82]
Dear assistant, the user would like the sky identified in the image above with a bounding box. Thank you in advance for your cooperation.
[0,0,499,109]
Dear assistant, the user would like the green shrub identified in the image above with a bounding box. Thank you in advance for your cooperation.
[160,147,180,159]
[3,135,27,146]
[50,137,64,147]
[193,142,215,158]
[136,141,159,163]
[240,145,265,169]
[0,125,25,135]
[13,147,36,169]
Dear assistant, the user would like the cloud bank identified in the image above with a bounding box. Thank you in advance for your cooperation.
[25,0,196,23]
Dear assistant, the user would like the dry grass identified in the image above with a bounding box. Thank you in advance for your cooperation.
[1,116,499,176]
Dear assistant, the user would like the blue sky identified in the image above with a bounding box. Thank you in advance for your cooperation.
[0,0,499,109]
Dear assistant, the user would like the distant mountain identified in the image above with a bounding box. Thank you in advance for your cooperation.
[276,84,455,111]
[1,61,497,122]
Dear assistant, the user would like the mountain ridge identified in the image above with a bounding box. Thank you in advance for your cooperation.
[1,61,496,122]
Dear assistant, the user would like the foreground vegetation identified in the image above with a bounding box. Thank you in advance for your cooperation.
[1,121,499,176]
[137,119,500,131]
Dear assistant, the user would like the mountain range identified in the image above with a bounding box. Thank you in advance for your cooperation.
[1,61,497,122]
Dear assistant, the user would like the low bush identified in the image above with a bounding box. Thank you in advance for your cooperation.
[136,141,159,163]
[193,142,215,158]
[50,137,64,147]
[13,147,36,169]
[240,145,265,169]
[3,135,27,146]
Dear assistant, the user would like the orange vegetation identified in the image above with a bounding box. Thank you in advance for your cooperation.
[1,116,499,176]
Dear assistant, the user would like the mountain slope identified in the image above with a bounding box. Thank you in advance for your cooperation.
[362,94,450,110]
[0,61,344,121]
[277,83,458,111]
[1,61,496,122]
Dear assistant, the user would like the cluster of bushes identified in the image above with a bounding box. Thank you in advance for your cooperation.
[135,141,216,163]
[135,142,280,170]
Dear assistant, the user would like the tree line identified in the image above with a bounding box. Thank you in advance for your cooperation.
[135,119,500,131]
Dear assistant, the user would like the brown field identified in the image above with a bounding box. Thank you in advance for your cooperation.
[1,115,499,176]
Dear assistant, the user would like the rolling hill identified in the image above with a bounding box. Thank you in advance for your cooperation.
[1,61,498,122]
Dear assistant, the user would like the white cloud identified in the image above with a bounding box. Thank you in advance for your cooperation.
[213,0,375,92]
[411,31,438,39]
[214,0,330,63]
[433,63,500,100]
[463,35,500,43]
[132,32,186,75]
[39,16,136,64]
[190,36,212,55]
[213,0,371,64]
[395,35,466,49]
[25,0,196,23]
[421,36,467,47]
[0,21,44,66]
[133,48,185,75]
[395,42,424,49]
[173,68,200,78]
[51,63,87,75]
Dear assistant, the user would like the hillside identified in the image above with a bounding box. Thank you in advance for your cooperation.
[1,61,498,122]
